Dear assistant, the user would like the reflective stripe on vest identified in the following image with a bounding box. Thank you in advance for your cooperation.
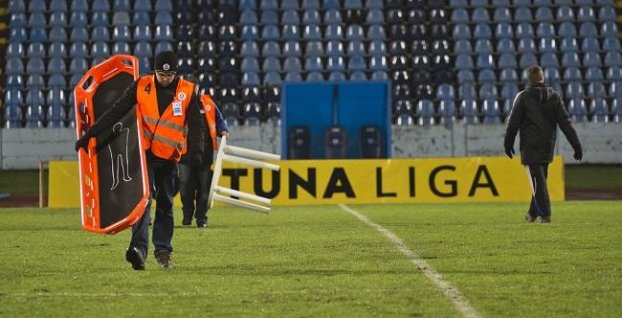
[136,76,194,162]
[200,94,218,150]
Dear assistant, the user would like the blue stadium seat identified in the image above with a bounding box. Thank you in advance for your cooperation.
[371,71,388,81]
[451,8,469,23]
[154,0,173,11]
[457,70,475,82]
[537,22,555,38]
[350,71,368,81]
[514,7,533,23]
[476,54,495,69]
[257,9,277,23]
[455,40,472,54]
[47,90,67,128]
[240,0,257,10]
[284,57,303,72]
[6,42,24,59]
[590,99,609,122]
[112,25,132,42]
[416,99,436,126]
[606,67,622,81]
[91,42,110,58]
[603,36,621,52]
[599,5,617,22]
[305,41,324,57]
[581,37,600,52]
[472,7,490,23]
[134,41,152,57]
[113,0,132,11]
[154,11,172,26]
[29,27,47,42]
[558,22,577,38]
[262,57,281,73]
[49,12,67,27]
[6,58,24,76]
[438,99,456,124]
[556,6,574,22]
[500,68,518,82]
[25,90,45,128]
[367,9,384,24]
[71,0,88,12]
[560,38,579,53]
[26,58,45,75]
[261,0,279,9]
[27,42,45,58]
[133,11,151,26]
[241,41,259,57]
[565,82,585,98]
[577,6,595,22]
[368,41,386,56]
[9,12,27,28]
[452,23,471,40]
[497,54,517,69]
[579,22,598,37]
[69,42,88,58]
[369,56,387,71]
[540,53,559,68]
[324,9,342,24]
[561,52,581,68]
[437,84,455,100]
[134,0,152,11]
[583,52,603,67]
[461,100,479,125]
[327,41,345,56]
[515,23,534,38]
[70,27,88,42]
[540,38,557,53]
[242,72,261,86]
[587,82,607,98]
[262,25,281,41]
[261,41,281,57]
[281,10,299,25]
[535,7,554,22]
[347,41,366,56]
[563,67,583,81]
[28,0,47,12]
[302,9,321,25]
[27,12,47,28]
[280,41,300,57]
[475,39,493,54]
[495,23,513,39]
[567,98,588,122]
[479,83,498,99]
[501,82,519,100]
[304,56,324,72]
[346,24,365,41]
[459,83,477,100]
[605,52,622,67]
[482,99,501,124]
[47,58,66,75]
[112,41,132,54]
[518,38,537,53]
[473,23,492,39]
[496,39,515,54]
[493,7,512,23]
[348,56,367,72]
[478,69,497,83]
[282,25,301,40]
[262,72,282,85]
[241,25,260,41]
[601,21,619,37]
[367,25,386,41]
[455,54,474,70]
[47,27,66,43]
[241,57,260,73]
[133,25,152,41]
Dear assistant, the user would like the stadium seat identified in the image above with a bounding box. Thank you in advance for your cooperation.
[368,41,386,56]
[495,23,513,39]
[455,54,474,70]
[601,21,619,37]
[560,38,579,52]
[475,39,493,54]
[327,41,345,57]
[583,52,603,68]
[568,98,588,122]
[558,22,577,38]
[563,67,583,81]
[114,0,132,11]
[461,100,479,125]
[540,53,559,68]
[241,57,260,73]
[496,39,515,54]
[599,5,617,22]
[476,54,495,69]
[579,23,598,38]
[473,24,492,39]
[452,24,471,40]
[282,25,301,40]
[493,7,512,23]
[155,41,172,54]
[565,82,585,99]
[606,67,622,81]
[519,53,538,68]
[241,41,259,57]
[112,42,132,54]
[457,70,475,83]
[49,12,67,27]
[603,36,621,52]
[500,69,518,82]
[416,99,436,126]
[262,41,281,57]
[514,7,533,23]
[587,82,607,98]
[482,99,501,124]
[577,6,596,22]
[590,99,609,122]
[459,83,477,100]
[479,83,498,99]
[515,23,534,38]
[561,52,581,68]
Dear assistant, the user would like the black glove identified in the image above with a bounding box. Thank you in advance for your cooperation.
[573,148,583,161]
[504,146,515,159]
[75,135,90,152]
[191,153,203,167]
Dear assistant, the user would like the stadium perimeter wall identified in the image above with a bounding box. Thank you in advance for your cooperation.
[1,122,621,169]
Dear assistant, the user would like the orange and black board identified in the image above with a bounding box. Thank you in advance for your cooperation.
[74,55,149,234]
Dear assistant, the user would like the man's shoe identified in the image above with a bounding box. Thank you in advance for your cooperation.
[125,247,145,270]
[182,217,192,226]
[197,219,208,228]
[540,216,551,223]
[524,214,537,222]
[154,250,172,269]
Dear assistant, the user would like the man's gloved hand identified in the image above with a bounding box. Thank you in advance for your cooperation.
[504,146,515,159]
[573,148,583,161]
[75,135,90,152]
[191,153,203,167]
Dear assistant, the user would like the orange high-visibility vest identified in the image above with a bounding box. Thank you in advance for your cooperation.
[136,76,195,162]
[200,94,218,150]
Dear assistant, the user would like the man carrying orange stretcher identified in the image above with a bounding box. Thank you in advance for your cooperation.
[75,51,206,270]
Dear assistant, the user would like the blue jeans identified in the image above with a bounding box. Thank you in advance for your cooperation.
[129,157,177,255]
[526,164,551,218]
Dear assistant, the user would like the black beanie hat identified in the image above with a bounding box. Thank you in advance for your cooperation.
[154,50,177,72]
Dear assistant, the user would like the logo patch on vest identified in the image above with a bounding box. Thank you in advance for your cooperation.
[172,102,183,116]
[178,92,186,100]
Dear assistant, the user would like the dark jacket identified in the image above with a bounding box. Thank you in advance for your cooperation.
[180,104,229,165]
[504,81,582,165]
[81,75,206,161]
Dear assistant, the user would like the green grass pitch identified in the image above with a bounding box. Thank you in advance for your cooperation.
[1,201,621,317]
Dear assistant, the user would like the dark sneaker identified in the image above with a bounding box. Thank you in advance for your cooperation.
[182,217,192,226]
[154,250,172,269]
[524,214,537,222]
[125,247,145,270]
[540,216,551,223]
[196,219,208,228]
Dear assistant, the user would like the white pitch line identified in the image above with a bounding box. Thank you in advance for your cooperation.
[339,204,482,318]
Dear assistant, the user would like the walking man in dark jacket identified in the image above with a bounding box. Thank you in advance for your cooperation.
[504,65,583,223]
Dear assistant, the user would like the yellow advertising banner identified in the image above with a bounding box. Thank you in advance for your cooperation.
[48,156,564,208]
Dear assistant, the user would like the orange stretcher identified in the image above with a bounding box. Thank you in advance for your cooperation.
[74,55,149,234]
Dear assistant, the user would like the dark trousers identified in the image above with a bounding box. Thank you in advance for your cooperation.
[526,164,551,218]
[179,162,213,223]
[130,157,177,255]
